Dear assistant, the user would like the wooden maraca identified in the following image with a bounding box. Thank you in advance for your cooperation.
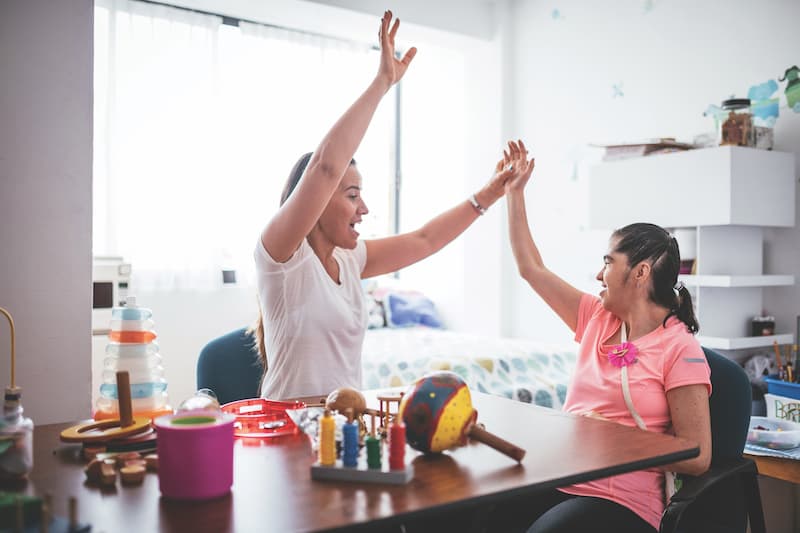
[397,371,526,462]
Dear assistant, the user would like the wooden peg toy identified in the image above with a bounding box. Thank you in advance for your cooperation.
[60,371,151,443]
[398,371,526,462]
[310,404,413,485]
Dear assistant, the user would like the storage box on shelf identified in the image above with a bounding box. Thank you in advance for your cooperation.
[589,146,796,351]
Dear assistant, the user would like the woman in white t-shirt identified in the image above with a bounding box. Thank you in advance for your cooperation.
[253,11,524,400]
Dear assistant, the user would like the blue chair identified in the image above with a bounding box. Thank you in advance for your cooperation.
[659,347,766,533]
[196,327,264,405]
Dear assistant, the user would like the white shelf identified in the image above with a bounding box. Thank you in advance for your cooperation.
[589,147,796,350]
[680,274,795,288]
[589,146,795,229]
[697,334,794,350]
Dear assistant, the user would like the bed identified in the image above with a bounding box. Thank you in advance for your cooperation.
[361,326,576,410]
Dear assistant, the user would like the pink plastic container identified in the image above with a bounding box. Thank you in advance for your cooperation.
[154,411,236,500]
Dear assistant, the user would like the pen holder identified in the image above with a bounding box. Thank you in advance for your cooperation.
[764,375,800,401]
[154,410,235,500]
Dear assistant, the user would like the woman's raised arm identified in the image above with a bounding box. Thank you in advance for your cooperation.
[261,11,416,263]
[362,141,522,279]
[505,141,583,332]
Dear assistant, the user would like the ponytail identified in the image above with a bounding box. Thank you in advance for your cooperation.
[667,283,699,334]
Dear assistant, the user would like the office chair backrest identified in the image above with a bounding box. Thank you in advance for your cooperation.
[196,327,264,405]
[703,347,751,460]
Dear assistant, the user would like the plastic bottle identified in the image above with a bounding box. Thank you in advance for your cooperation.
[94,296,172,420]
[0,387,34,479]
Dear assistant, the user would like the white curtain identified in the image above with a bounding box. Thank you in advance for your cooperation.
[94,0,392,291]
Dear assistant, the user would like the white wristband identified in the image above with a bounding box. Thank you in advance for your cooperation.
[468,194,487,215]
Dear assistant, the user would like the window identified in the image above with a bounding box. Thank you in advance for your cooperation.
[94,0,396,290]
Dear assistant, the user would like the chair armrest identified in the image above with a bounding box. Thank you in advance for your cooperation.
[660,457,760,533]
[669,457,756,502]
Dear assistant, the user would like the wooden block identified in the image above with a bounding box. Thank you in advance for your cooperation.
[82,445,106,461]
[114,451,141,467]
[99,463,117,486]
[310,461,413,485]
[83,459,103,483]
[124,459,147,469]
[144,454,158,472]
[120,465,146,486]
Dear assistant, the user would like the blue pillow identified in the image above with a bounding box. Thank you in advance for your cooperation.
[384,292,443,328]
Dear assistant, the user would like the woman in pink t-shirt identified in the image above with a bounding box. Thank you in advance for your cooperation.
[496,142,711,533]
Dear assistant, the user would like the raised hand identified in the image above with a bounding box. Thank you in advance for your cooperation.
[502,140,535,194]
[377,10,417,88]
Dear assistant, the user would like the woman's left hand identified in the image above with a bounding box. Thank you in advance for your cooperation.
[376,11,417,89]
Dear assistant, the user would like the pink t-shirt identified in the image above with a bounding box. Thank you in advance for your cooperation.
[559,294,711,530]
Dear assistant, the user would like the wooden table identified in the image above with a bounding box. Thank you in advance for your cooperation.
[4,393,698,532]
[746,454,800,484]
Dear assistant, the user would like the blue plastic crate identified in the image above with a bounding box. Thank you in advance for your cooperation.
[765,375,800,401]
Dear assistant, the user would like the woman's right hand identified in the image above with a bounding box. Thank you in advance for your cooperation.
[377,11,417,89]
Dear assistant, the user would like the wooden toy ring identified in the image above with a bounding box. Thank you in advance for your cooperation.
[61,370,151,443]
[60,417,151,443]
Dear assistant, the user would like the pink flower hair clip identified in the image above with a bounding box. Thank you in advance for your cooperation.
[608,341,638,368]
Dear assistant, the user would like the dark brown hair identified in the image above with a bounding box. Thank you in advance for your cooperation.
[612,223,699,334]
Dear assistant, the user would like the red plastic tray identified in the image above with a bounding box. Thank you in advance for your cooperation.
[221,398,306,438]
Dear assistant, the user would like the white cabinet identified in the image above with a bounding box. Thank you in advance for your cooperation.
[589,146,796,350]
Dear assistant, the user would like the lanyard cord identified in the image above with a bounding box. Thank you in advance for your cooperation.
[620,322,647,430]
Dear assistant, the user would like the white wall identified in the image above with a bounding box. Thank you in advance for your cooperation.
[0,0,94,424]
[307,0,497,40]
[503,0,800,344]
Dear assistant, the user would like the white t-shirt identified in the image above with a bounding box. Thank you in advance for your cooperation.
[254,238,368,400]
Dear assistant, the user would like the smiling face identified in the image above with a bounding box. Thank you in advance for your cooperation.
[595,238,638,314]
[316,164,369,249]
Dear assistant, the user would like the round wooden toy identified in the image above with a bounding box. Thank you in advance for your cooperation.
[60,371,151,443]
[325,387,367,415]
[398,371,526,462]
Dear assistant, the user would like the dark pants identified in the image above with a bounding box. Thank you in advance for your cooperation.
[376,489,656,533]
[521,490,656,533]
[454,489,656,533]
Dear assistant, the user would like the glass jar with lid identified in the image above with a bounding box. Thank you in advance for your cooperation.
[718,98,753,147]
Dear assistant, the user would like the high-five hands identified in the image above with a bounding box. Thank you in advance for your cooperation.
[482,140,535,202]
[378,11,417,88]
[501,140,535,193]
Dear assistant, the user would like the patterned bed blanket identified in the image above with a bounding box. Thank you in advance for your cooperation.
[361,327,576,410]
